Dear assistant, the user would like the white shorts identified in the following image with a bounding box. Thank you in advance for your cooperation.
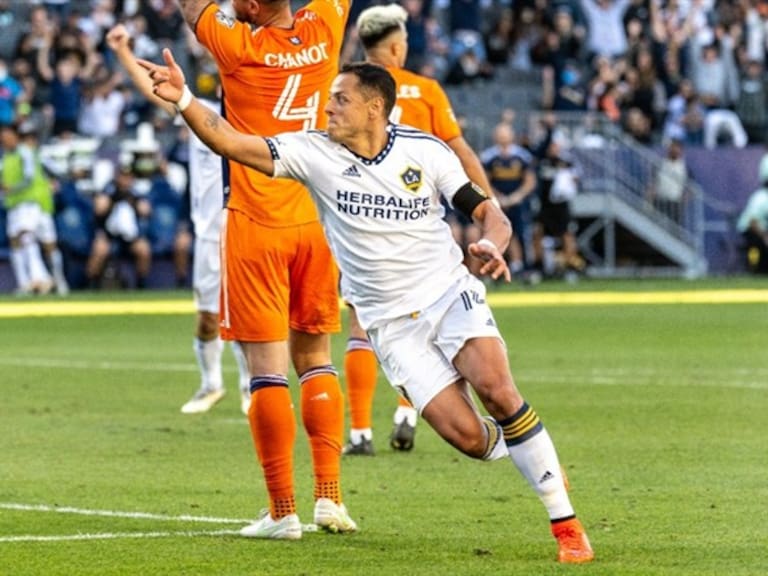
[193,237,221,314]
[7,202,57,243]
[367,274,504,414]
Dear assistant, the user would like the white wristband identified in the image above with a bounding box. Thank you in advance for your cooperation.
[477,238,497,252]
[175,85,193,112]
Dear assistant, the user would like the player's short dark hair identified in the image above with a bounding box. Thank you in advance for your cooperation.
[340,62,396,118]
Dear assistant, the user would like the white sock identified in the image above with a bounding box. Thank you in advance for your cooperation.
[507,428,574,520]
[393,405,418,427]
[194,337,224,391]
[350,428,372,443]
[9,248,30,290]
[47,248,68,290]
[229,340,250,392]
[21,235,50,285]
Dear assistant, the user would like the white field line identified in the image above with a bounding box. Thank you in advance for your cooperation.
[0,503,252,524]
[0,529,240,543]
[0,503,320,544]
[0,357,234,373]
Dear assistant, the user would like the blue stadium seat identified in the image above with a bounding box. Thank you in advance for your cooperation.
[148,181,181,256]
[55,193,94,257]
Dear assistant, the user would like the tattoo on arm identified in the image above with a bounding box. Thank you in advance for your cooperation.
[203,110,220,131]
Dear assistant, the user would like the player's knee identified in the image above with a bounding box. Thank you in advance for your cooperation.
[197,312,219,339]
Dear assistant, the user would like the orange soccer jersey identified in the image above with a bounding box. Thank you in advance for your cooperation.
[387,66,463,142]
[195,1,350,227]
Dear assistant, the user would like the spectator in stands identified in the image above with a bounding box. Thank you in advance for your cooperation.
[531,5,583,81]
[663,79,705,145]
[35,29,88,137]
[85,160,152,289]
[0,57,23,126]
[484,8,515,68]
[78,68,127,138]
[734,59,768,144]
[737,175,768,274]
[690,36,739,111]
[444,43,494,85]
[481,121,537,278]
[14,6,54,83]
[624,45,667,131]
[647,137,688,225]
[448,0,486,63]
[42,1,71,26]
[401,0,430,73]
[549,59,588,111]
[578,0,632,61]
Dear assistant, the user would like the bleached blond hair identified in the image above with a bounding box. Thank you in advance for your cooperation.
[356,3,408,50]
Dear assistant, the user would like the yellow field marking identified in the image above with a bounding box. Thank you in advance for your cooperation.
[0,289,766,318]
[0,300,195,318]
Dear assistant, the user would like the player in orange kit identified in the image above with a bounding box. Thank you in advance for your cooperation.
[176,0,355,538]
[342,3,496,456]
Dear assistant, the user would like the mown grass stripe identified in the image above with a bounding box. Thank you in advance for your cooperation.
[0,289,766,317]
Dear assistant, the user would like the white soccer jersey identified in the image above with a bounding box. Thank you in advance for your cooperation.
[268,124,472,329]
[188,98,225,241]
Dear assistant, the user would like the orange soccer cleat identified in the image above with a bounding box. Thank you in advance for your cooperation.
[551,517,594,564]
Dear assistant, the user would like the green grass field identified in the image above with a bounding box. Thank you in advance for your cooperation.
[1,279,767,575]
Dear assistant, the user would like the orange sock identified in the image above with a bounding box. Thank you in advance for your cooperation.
[397,395,413,409]
[344,339,378,431]
[300,366,344,504]
[248,376,296,519]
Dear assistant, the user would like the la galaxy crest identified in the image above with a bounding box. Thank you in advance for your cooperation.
[400,166,422,193]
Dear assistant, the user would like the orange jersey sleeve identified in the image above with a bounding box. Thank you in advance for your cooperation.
[387,67,463,143]
[194,1,350,226]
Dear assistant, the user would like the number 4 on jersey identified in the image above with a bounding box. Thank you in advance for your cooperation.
[272,73,320,130]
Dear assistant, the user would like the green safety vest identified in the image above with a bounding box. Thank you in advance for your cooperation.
[2,145,53,213]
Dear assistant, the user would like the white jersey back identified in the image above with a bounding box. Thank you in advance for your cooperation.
[188,98,224,241]
[268,124,471,329]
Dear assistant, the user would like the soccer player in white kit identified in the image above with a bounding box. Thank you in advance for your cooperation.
[107,26,250,414]
[145,51,594,564]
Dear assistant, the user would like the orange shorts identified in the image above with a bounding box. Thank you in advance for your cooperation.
[219,208,340,342]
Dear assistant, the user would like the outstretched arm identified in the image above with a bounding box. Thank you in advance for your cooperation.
[140,48,276,177]
[176,0,212,31]
[467,198,512,282]
[106,24,176,116]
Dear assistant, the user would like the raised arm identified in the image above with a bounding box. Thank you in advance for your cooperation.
[106,24,176,117]
[140,48,276,177]
[176,0,213,31]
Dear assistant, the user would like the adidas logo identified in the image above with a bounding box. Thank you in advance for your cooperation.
[539,470,555,483]
[342,165,361,177]
[485,317,495,327]
[310,392,330,401]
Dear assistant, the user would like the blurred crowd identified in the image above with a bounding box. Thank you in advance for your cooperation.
[1,0,768,293]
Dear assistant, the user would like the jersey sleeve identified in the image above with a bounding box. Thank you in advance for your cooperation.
[302,0,351,47]
[426,81,462,143]
[194,4,251,75]
[265,132,313,184]
[430,143,472,208]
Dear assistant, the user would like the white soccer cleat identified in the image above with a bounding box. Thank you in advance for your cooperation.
[240,510,302,540]
[240,388,251,415]
[180,388,226,414]
[313,498,358,533]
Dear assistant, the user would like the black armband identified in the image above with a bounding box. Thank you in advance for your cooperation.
[453,181,489,220]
